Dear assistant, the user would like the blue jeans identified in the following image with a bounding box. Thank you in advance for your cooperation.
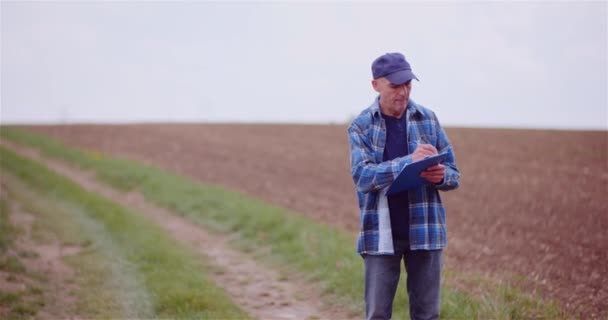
[364,240,442,320]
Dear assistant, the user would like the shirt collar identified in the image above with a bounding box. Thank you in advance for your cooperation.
[371,96,420,118]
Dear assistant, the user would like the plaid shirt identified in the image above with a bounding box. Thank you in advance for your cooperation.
[348,97,460,254]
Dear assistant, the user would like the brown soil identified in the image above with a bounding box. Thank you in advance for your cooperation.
[20,124,608,318]
[1,139,358,319]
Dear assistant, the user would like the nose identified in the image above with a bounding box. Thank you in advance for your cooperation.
[398,84,407,95]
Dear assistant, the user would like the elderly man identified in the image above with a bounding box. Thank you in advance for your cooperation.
[348,52,460,320]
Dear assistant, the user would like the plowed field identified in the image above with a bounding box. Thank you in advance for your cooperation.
[25,124,608,318]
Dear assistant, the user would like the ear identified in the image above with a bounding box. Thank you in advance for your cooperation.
[371,79,381,93]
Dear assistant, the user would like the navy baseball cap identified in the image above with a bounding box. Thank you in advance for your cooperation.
[371,52,419,85]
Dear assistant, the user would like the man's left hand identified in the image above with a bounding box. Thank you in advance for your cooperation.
[420,164,445,184]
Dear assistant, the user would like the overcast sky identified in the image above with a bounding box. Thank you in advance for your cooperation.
[1,1,607,129]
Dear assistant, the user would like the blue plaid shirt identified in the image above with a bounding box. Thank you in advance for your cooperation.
[348,97,460,254]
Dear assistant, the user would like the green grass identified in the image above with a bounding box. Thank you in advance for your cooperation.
[0,190,46,319]
[0,292,37,320]
[0,198,13,252]
[0,255,26,273]
[5,175,153,318]
[0,197,25,274]
[1,126,566,319]
[0,146,249,319]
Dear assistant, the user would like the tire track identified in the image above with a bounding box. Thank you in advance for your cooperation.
[0,139,357,320]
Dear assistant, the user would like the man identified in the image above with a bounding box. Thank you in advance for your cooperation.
[348,52,460,320]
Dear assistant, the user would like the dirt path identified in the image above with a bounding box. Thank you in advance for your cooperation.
[0,139,358,320]
[0,180,81,320]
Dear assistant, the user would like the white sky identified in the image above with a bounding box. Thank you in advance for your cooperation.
[1,1,607,129]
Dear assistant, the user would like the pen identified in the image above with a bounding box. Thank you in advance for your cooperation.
[417,137,449,155]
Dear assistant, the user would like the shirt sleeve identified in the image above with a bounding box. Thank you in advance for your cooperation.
[348,122,413,194]
[433,115,460,191]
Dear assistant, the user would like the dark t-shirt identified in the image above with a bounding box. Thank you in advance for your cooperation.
[382,113,410,243]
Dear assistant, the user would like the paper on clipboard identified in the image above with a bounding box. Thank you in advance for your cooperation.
[385,152,449,196]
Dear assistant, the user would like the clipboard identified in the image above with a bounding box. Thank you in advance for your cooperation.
[386,152,449,196]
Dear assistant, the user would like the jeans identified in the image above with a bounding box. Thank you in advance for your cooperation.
[364,240,442,320]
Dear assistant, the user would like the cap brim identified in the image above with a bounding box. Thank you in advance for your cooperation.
[385,69,419,85]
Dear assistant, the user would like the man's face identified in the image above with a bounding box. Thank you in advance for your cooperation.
[372,77,412,117]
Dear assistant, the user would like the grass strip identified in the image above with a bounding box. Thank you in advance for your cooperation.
[12,174,156,318]
[0,145,249,319]
[3,175,132,318]
[0,197,10,252]
[1,126,565,319]
[0,194,44,320]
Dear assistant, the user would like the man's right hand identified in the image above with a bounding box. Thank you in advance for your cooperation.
[412,144,438,162]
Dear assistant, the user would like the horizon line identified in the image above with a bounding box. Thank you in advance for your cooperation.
[1,120,606,132]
